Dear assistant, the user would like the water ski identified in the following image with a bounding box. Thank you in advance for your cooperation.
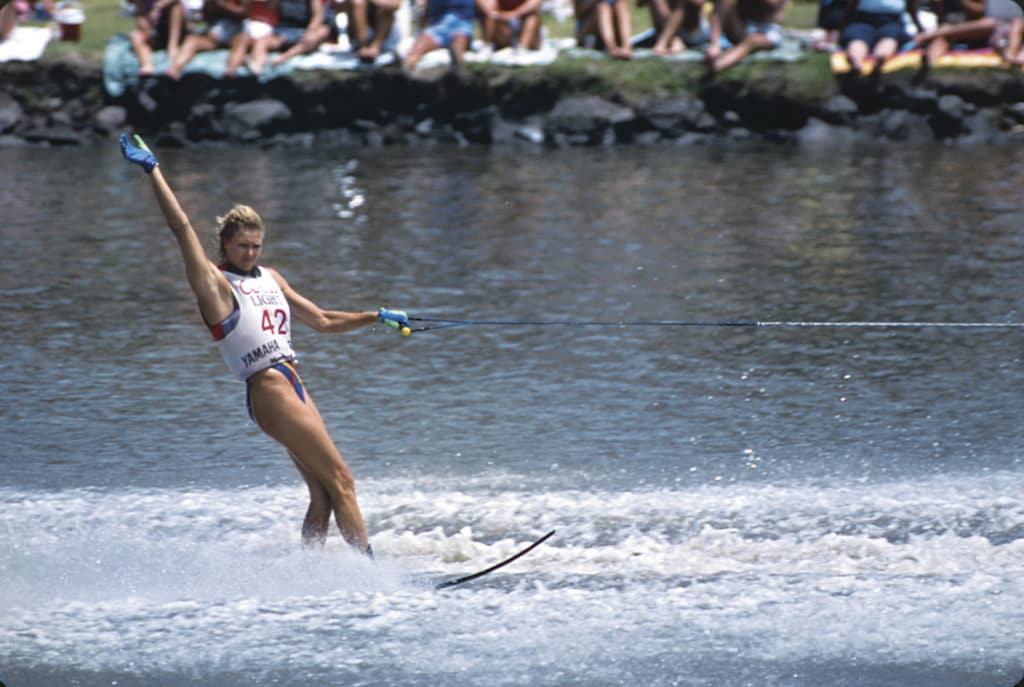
[434,530,555,590]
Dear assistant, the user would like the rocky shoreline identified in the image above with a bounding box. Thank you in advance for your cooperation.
[3,54,1024,147]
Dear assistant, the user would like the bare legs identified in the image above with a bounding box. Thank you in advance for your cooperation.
[404,30,470,70]
[0,1,17,41]
[248,368,369,552]
[166,32,222,78]
[845,36,900,76]
[575,0,633,59]
[707,31,772,73]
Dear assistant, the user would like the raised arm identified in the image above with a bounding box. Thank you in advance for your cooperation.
[120,134,235,326]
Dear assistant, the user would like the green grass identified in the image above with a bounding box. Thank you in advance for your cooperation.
[34,0,822,61]
[27,0,131,60]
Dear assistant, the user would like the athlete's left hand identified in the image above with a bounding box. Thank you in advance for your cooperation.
[378,308,411,336]
[119,133,159,173]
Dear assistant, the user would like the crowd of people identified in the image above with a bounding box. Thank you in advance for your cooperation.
[2,0,1022,77]
[119,0,1024,77]
[820,0,1024,75]
[119,0,790,73]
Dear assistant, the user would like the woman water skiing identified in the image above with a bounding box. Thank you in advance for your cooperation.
[120,133,410,555]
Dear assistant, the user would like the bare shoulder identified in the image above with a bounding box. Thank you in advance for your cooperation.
[263,266,305,301]
[263,265,289,285]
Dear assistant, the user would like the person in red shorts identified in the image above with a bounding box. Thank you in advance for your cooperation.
[477,0,543,50]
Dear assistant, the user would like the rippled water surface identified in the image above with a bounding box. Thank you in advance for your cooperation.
[2,142,1022,687]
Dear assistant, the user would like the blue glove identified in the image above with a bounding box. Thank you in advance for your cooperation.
[120,133,159,173]
[378,308,411,335]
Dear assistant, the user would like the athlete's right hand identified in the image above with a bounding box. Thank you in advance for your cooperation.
[119,133,159,173]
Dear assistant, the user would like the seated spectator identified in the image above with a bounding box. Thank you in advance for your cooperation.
[0,0,17,40]
[345,0,402,61]
[404,0,475,71]
[268,0,337,67]
[704,0,787,74]
[638,0,671,43]
[477,0,543,50]
[128,0,188,76]
[165,0,247,78]
[1,0,53,40]
[652,0,709,54]
[229,0,282,75]
[839,0,923,75]
[814,0,847,50]
[1001,15,1024,62]
[574,0,633,59]
[914,0,1022,68]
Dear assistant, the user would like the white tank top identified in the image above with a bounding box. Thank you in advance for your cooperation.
[209,267,297,381]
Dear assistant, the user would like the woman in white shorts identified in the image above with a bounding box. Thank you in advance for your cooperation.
[165,0,246,78]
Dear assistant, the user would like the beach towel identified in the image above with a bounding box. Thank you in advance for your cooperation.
[0,25,53,62]
[830,47,1010,73]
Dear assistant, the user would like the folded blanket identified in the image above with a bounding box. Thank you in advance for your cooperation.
[567,37,807,63]
[0,25,53,63]
[103,31,571,96]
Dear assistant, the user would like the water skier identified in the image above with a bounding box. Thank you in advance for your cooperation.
[119,133,410,556]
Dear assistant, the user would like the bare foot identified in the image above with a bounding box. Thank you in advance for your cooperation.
[358,44,381,63]
[653,38,684,56]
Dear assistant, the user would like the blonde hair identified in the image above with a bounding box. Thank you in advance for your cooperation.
[215,204,265,261]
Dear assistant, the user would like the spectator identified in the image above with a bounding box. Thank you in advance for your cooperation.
[404,0,475,71]
[1,0,53,40]
[345,0,402,61]
[230,0,282,75]
[271,0,320,55]
[165,0,247,78]
[268,0,333,66]
[477,0,543,50]
[0,0,17,39]
[705,0,787,74]
[839,0,923,75]
[638,0,671,44]
[1002,15,1024,62]
[814,0,847,50]
[574,0,633,59]
[128,0,188,75]
[913,0,1022,69]
[268,0,341,67]
[652,0,709,55]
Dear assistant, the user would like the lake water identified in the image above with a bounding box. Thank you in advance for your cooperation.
[1,141,1022,687]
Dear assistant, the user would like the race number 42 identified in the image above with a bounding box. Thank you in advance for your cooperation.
[261,309,288,335]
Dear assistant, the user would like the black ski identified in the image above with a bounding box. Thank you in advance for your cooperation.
[435,530,556,590]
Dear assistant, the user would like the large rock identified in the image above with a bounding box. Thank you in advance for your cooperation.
[0,92,23,133]
[544,95,636,146]
[223,98,293,140]
[639,96,706,137]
